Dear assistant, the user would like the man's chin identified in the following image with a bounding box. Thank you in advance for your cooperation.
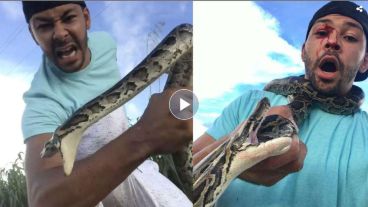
[56,63,84,73]
[312,80,338,95]
[54,59,84,73]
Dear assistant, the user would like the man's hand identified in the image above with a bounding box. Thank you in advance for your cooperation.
[25,87,193,207]
[238,137,307,186]
[133,88,193,155]
[239,105,307,186]
[194,104,307,186]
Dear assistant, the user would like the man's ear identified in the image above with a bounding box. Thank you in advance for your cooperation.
[359,52,368,74]
[28,24,39,46]
[82,7,91,30]
[301,43,306,62]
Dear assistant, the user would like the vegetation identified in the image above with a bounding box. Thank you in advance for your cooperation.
[0,152,27,207]
[128,117,184,191]
[150,154,184,191]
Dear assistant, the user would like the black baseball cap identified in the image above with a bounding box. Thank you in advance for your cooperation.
[305,1,368,81]
[22,1,86,24]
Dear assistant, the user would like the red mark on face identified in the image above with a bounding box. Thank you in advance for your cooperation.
[315,24,336,57]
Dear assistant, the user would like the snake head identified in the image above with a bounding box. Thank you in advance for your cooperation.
[256,114,298,143]
[40,135,61,158]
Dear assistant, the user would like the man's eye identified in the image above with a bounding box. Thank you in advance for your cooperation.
[344,35,358,42]
[37,24,52,30]
[63,15,76,23]
[315,30,328,36]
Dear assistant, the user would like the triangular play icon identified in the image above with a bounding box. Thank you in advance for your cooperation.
[180,98,191,111]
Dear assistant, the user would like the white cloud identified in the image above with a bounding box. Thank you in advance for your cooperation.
[101,2,152,76]
[194,118,208,141]
[200,112,221,119]
[193,1,304,100]
[0,2,23,21]
[0,59,33,168]
[125,102,143,125]
[0,73,29,168]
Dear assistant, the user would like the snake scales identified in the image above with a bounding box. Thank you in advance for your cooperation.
[40,24,193,198]
[193,75,364,207]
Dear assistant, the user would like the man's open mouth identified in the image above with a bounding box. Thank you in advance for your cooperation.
[316,56,340,81]
[55,45,77,59]
[319,57,338,73]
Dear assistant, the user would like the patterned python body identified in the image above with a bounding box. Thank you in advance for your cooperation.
[193,76,364,207]
[40,24,193,198]
[264,76,364,124]
[193,98,296,207]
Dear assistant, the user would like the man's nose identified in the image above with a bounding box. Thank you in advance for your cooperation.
[53,22,68,42]
[324,31,341,51]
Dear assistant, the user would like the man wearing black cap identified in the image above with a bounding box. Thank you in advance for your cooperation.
[21,1,192,207]
[194,1,368,206]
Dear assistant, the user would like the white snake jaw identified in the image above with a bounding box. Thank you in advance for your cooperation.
[39,133,80,176]
[39,128,85,176]
[60,130,84,176]
[229,136,292,179]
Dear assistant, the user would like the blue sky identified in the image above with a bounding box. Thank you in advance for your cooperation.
[193,1,368,138]
[0,1,192,168]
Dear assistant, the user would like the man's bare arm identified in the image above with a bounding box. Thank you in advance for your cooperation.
[25,89,192,207]
[26,128,149,207]
[193,133,228,165]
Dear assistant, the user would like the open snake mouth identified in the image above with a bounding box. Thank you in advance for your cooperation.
[319,57,338,73]
[256,114,297,143]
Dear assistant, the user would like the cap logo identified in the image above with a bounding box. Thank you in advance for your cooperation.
[356,5,364,13]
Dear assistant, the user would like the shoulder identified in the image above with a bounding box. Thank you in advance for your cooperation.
[206,89,288,139]
[231,89,288,113]
[87,31,119,67]
[359,109,368,117]
[88,31,117,51]
[22,68,67,140]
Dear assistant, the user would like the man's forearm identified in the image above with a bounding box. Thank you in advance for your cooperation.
[26,126,152,207]
[193,136,228,166]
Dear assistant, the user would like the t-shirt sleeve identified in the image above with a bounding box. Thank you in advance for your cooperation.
[206,90,268,140]
[89,31,117,55]
[21,89,67,141]
[21,32,121,142]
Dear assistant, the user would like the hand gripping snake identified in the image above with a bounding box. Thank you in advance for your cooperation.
[40,24,193,199]
[193,75,364,207]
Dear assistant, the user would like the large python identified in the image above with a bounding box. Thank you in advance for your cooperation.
[39,24,193,198]
[193,75,364,207]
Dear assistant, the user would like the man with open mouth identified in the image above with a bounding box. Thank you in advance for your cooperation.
[194,1,368,206]
[21,1,192,207]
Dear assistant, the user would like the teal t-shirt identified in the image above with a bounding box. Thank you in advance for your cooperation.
[207,90,368,207]
[22,31,122,141]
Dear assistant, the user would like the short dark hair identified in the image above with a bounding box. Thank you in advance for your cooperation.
[22,1,87,24]
[305,1,368,81]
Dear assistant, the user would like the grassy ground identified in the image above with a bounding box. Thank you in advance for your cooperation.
[0,153,181,207]
[0,152,27,207]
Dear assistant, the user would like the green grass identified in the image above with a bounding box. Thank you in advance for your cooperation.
[0,152,181,207]
[0,152,27,207]
[128,117,185,192]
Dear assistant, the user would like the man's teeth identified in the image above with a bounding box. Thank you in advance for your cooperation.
[58,48,76,58]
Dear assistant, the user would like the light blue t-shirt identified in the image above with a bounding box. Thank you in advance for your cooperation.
[22,32,122,141]
[207,90,368,207]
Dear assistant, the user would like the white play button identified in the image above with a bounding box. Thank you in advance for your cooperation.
[180,98,190,111]
[169,89,199,120]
